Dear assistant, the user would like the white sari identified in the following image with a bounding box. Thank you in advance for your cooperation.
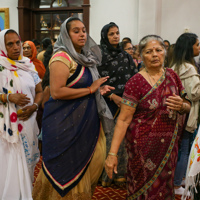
[0,29,40,200]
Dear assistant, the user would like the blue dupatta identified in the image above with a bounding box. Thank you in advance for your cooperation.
[42,64,100,197]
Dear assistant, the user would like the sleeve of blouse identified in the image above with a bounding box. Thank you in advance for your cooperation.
[31,72,41,85]
[49,51,72,69]
[122,74,141,108]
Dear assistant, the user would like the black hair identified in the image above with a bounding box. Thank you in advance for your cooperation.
[51,38,57,43]
[122,37,132,43]
[42,44,54,89]
[32,39,41,46]
[164,40,170,46]
[121,41,136,52]
[5,29,18,36]
[107,22,119,35]
[170,33,198,73]
[66,17,82,33]
[41,37,52,50]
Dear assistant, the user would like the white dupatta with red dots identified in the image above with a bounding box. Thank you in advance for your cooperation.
[0,29,37,144]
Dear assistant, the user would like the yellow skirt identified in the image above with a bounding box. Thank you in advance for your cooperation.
[32,127,106,200]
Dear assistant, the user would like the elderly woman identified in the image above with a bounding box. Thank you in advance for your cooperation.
[0,29,43,199]
[32,17,114,199]
[98,22,138,187]
[23,41,46,79]
[105,35,191,199]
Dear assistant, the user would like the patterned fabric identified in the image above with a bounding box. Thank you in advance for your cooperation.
[42,52,103,197]
[53,17,114,137]
[98,22,138,96]
[33,127,106,200]
[122,68,186,200]
[0,29,38,144]
[23,41,46,79]
[98,22,137,187]
[183,127,200,199]
[0,29,40,199]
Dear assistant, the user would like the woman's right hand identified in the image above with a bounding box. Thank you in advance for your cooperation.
[90,76,109,93]
[9,93,30,106]
[105,155,118,179]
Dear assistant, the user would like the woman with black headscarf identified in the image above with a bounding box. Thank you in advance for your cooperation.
[98,22,138,187]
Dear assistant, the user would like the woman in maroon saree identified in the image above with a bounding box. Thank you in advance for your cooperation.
[105,35,191,200]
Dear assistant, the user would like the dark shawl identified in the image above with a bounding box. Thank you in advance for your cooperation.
[98,22,138,96]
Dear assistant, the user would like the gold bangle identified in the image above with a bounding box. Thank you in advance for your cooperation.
[108,152,118,158]
[110,93,113,101]
[1,94,5,103]
[87,86,92,94]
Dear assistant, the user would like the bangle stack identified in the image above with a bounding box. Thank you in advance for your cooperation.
[0,94,7,103]
[87,86,92,94]
[108,152,118,158]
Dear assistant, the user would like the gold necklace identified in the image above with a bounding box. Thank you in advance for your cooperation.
[145,67,164,86]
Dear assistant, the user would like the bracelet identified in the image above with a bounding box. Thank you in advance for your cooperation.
[110,93,114,101]
[108,152,118,158]
[33,103,39,111]
[0,94,3,104]
[179,103,186,114]
[1,94,6,103]
[7,93,10,102]
[87,86,92,94]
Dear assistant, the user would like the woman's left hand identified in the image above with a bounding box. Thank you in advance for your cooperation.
[17,104,37,121]
[166,93,183,111]
[105,155,118,179]
[100,85,115,96]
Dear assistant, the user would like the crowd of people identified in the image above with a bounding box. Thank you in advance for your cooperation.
[0,16,200,200]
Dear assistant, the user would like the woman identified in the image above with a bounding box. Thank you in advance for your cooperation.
[122,41,136,61]
[0,29,43,199]
[105,35,191,199]
[97,22,138,187]
[164,40,170,50]
[23,41,46,79]
[32,17,114,199]
[169,33,200,196]
[37,37,52,63]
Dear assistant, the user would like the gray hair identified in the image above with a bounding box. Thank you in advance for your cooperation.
[139,35,166,58]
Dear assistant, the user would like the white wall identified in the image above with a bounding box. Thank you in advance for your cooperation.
[161,0,200,44]
[138,0,200,45]
[0,0,19,32]
[138,0,158,41]
[2,0,200,47]
[90,0,139,45]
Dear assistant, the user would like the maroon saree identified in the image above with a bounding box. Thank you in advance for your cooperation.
[122,68,186,200]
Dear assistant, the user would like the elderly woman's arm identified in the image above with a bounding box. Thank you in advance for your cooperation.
[105,104,135,179]
[50,61,109,100]
[17,82,43,121]
[166,93,191,114]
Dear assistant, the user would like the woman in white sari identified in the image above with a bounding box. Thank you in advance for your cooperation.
[0,29,43,199]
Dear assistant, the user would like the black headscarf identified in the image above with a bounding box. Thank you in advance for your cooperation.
[98,22,138,96]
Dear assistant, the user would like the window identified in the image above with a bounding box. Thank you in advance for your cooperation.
[18,0,89,41]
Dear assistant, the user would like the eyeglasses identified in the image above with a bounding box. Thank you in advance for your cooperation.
[23,46,31,50]
[124,47,135,51]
